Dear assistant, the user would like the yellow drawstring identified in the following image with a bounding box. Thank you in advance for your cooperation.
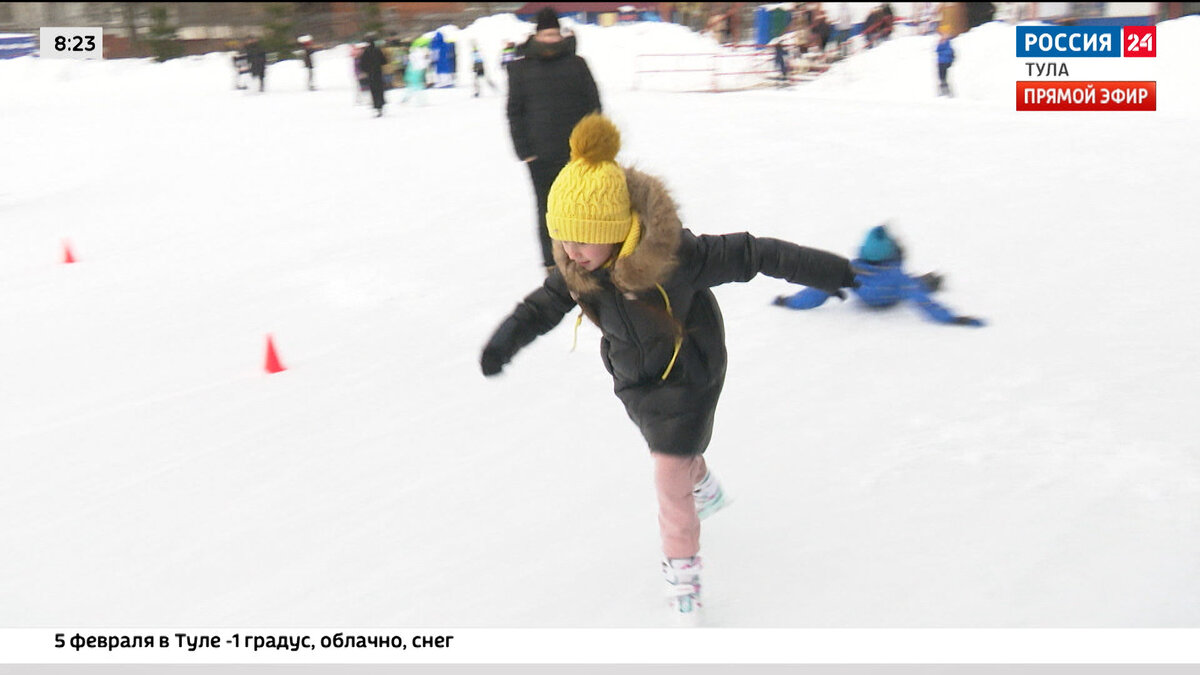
[656,284,682,381]
[569,283,682,382]
[570,309,583,352]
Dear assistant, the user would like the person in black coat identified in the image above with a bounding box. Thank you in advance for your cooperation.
[480,115,856,619]
[506,6,602,273]
[358,35,387,117]
[247,40,267,92]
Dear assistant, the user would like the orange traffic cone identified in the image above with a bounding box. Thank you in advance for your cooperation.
[264,334,286,374]
[62,240,76,264]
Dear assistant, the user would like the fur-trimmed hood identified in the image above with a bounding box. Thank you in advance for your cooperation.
[552,167,682,297]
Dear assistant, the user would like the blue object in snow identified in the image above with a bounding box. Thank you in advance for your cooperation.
[431,32,454,76]
[778,259,984,327]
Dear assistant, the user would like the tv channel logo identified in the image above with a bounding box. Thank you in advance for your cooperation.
[1017,26,1155,58]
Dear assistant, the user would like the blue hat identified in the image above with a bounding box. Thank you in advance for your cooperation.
[859,225,901,262]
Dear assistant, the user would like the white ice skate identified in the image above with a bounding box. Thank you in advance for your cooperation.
[663,556,702,624]
[693,471,729,520]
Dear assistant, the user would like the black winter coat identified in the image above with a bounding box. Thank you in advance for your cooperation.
[248,43,267,78]
[482,169,855,456]
[506,36,601,163]
[358,43,386,87]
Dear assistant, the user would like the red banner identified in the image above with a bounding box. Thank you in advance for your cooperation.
[1016,81,1156,111]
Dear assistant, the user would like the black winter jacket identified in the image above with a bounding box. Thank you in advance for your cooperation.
[482,169,856,456]
[358,44,386,86]
[248,43,267,77]
[506,36,601,163]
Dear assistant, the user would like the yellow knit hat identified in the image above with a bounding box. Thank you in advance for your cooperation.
[546,114,633,246]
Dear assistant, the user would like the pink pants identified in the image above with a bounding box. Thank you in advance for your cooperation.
[652,452,708,559]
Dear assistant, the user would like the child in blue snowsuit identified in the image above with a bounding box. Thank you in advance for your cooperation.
[773,225,984,327]
[936,29,955,96]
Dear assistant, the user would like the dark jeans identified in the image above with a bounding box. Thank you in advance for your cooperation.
[526,157,567,268]
[938,62,951,95]
[369,79,386,110]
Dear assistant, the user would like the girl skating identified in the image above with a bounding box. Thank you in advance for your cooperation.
[480,114,857,621]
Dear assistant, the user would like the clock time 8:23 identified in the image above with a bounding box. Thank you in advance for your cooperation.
[56,35,96,52]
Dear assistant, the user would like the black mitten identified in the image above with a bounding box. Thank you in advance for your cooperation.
[480,316,526,376]
[480,348,507,376]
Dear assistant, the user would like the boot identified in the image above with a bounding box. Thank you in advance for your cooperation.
[692,471,728,520]
[662,556,702,620]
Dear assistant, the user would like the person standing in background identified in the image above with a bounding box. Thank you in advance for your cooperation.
[936,27,955,96]
[232,41,250,90]
[400,41,430,105]
[773,40,790,86]
[506,6,602,274]
[358,35,387,117]
[472,45,498,97]
[351,42,368,104]
[299,36,316,90]
[247,39,267,92]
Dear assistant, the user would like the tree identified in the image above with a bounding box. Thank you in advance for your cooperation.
[360,2,385,37]
[146,4,183,62]
[263,2,298,60]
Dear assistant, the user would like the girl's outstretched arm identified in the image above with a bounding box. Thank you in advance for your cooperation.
[681,231,856,293]
[481,272,577,376]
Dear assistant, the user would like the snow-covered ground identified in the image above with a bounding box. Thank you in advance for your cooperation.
[2,15,1199,637]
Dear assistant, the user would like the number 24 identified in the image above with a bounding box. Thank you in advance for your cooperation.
[1126,33,1153,52]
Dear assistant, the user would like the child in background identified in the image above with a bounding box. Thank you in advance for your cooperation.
[480,114,858,621]
[773,41,790,86]
[299,35,316,91]
[400,43,430,105]
[351,42,368,104]
[472,46,498,97]
[936,27,955,96]
[232,42,250,90]
[773,224,984,326]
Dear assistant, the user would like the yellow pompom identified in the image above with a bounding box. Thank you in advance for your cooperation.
[569,113,620,164]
